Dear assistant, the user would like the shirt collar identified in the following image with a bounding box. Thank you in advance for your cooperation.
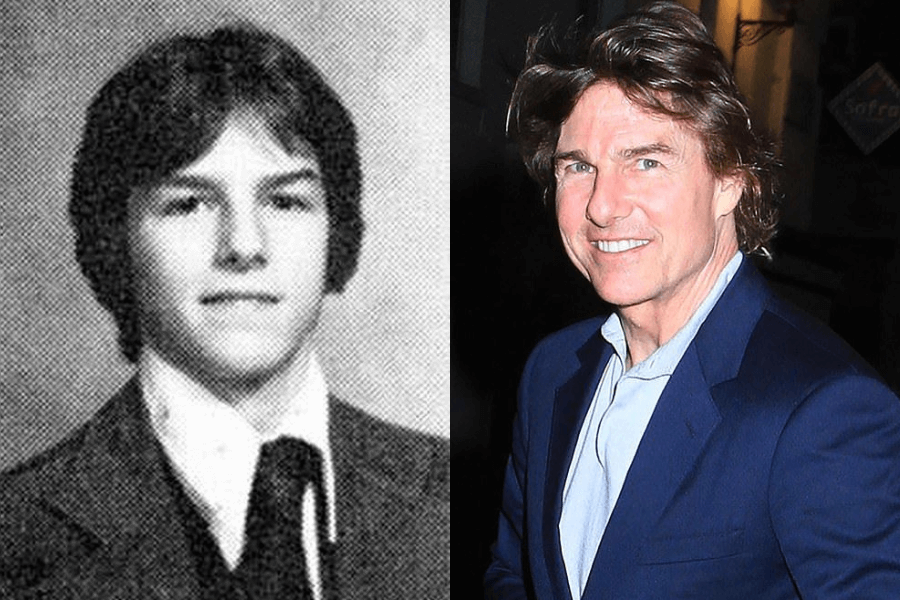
[138,346,335,566]
[601,251,744,380]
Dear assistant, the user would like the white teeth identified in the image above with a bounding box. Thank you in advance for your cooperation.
[594,239,649,253]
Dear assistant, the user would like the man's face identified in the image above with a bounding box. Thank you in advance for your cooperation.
[128,114,328,388]
[554,82,741,316]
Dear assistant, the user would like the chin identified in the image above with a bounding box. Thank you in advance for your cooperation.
[590,275,652,308]
[198,354,288,389]
[190,338,301,386]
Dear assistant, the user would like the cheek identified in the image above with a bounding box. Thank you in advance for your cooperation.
[130,236,197,302]
[555,196,584,240]
[658,191,721,264]
[268,223,330,289]
[644,183,709,231]
[274,218,328,257]
[686,188,722,241]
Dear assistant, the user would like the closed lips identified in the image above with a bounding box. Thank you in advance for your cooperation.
[200,292,280,304]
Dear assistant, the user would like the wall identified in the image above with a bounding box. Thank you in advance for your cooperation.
[0,0,449,467]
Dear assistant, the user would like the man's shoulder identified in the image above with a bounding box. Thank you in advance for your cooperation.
[0,405,105,499]
[722,293,895,420]
[702,259,886,393]
[539,316,607,349]
[530,316,607,361]
[752,295,883,382]
[0,434,88,588]
[330,398,449,504]
[0,385,143,591]
[520,316,608,382]
[1,379,142,481]
[0,378,156,553]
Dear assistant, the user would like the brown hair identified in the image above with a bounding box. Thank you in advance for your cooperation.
[507,0,780,255]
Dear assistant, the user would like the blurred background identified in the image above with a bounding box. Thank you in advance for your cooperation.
[0,0,449,468]
[453,0,900,594]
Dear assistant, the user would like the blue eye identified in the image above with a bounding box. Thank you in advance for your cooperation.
[568,162,593,174]
[636,158,660,171]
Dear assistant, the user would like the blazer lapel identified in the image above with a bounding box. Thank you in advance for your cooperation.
[329,397,450,599]
[583,345,722,596]
[30,379,199,600]
[330,397,371,596]
[543,332,613,600]
[581,259,771,596]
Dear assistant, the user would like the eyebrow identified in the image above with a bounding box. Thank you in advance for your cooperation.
[552,149,590,164]
[552,143,677,165]
[617,142,677,160]
[153,168,322,190]
[152,174,217,190]
[261,168,322,188]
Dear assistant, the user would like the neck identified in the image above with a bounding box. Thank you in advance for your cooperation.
[149,343,316,435]
[216,349,315,434]
[618,242,738,368]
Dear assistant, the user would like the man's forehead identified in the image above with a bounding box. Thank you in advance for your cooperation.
[558,83,696,157]
[174,115,320,179]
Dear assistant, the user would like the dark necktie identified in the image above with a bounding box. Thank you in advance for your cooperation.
[234,437,329,599]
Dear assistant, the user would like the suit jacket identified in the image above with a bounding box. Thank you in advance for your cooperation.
[486,259,900,599]
[0,380,449,599]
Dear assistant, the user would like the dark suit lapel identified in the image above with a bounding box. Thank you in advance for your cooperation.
[330,397,368,596]
[329,397,450,599]
[29,379,199,600]
[543,332,613,600]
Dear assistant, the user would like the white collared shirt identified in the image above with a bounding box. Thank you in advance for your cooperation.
[139,347,336,592]
[559,252,743,599]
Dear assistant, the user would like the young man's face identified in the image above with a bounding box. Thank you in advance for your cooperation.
[128,114,329,389]
[554,82,740,317]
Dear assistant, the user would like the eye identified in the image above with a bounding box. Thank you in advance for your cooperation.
[636,158,660,171]
[160,194,208,216]
[565,162,594,175]
[268,192,314,212]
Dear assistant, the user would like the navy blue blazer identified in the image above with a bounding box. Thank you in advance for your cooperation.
[486,259,900,599]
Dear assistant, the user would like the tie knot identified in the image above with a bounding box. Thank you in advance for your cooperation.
[255,437,323,508]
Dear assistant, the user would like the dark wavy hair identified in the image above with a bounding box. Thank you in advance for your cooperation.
[69,24,364,363]
[507,0,780,255]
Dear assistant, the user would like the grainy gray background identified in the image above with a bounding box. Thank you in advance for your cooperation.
[0,0,449,468]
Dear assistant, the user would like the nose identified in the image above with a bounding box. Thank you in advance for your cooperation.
[584,171,632,227]
[214,204,267,271]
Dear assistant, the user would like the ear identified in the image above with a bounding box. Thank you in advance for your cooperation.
[713,174,743,218]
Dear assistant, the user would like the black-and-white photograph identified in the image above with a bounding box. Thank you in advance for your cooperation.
[0,2,448,598]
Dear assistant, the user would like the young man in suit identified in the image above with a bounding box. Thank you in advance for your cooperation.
[486,2,900,598]
[0,25,448,599]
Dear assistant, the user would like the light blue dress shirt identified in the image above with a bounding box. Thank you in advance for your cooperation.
[559,252,744,599]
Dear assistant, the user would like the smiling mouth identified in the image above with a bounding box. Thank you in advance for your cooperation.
[200,292,281,305]
[592,239,649,254]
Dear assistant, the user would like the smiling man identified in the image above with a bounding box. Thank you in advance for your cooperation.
[0,25,449,600]
[486,2,900,599]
